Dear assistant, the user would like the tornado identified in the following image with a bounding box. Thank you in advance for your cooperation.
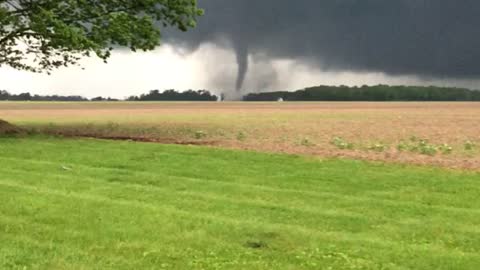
[233,42,249,92]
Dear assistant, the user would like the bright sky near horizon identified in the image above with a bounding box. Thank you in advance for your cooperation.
[1,43,479,99]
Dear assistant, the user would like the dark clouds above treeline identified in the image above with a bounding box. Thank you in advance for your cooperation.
[165,0,480,90]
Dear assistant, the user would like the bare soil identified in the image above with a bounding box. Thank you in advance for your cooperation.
[2,102,480,169]
[0,119,23,135]
[79,135,218,146]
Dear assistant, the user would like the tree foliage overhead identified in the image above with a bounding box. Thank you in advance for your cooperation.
[0,0,202,72]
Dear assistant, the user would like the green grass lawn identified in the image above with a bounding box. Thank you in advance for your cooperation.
[1,136,480,269]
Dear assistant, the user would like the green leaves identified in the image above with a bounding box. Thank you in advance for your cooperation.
[0,0,202,72]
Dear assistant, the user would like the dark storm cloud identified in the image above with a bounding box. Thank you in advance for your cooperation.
[165,0,480,90]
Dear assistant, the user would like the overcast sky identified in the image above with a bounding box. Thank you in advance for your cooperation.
[1,0,480,98]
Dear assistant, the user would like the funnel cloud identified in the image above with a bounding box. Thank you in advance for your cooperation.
[233,41,248,91]
[164,0,480,93]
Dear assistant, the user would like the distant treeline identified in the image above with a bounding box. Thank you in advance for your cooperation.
[243,85,480,101]
[0,90,90,101]
[0,89,217,101]
[3,86,480,102]
[127,89,218,101]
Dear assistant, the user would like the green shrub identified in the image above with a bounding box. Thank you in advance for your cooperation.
[194,130,207,139]
[331,137,354,150]
[414,139,436,156]
[419,144,437,156]
[464,140,476,151]
[398,138,453,156]
[439,144,453,155]
[368,143,387,152]
[236,131,247,141]
[397,141,409,152]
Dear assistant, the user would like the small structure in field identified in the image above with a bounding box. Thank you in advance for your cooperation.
[277,97,284,102]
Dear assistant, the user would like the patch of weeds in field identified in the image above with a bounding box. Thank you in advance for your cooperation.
[397,138,453,156]
[439,143,453,155]
[331,137,354,150]
[418,140,438,156]
[300,137,316,147]
[368,142,387,152]
[397,141,409,152]
[236,131,247,141]
[409,139,437,156]
[464,140,476,151]
[194,130,207,140]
